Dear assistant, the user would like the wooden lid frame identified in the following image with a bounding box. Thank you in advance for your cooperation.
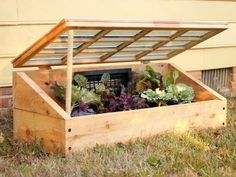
[12,19,227,68]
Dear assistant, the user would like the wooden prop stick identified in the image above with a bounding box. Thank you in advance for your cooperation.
[66,30,74,115]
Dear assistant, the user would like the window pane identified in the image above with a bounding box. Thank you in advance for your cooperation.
[105,30,141,37]
[182,30,209,37]
[145,30,177,37]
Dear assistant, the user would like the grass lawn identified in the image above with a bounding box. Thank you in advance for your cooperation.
[0,98,235,177]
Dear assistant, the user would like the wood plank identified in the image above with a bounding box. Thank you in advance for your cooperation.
[66,30,74,115]
[13,109,66,153]
[65,19,228,30]
[14,72,68,119]
[100,29,152,61]
[65,99,226,152]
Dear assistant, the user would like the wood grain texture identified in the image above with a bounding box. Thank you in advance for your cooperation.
[14,72,68,119]
[168,63,226,101]
[13,109,66,153]
[13,62,227,154]
[65,30,74,115]
[65,100,226,153]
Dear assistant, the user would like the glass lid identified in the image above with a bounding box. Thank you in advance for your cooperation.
[12,19,227,68]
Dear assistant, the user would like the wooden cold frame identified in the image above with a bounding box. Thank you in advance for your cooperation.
[12,19,228,154]
[13,62,227,154]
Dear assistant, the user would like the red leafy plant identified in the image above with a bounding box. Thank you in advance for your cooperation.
[102,93,149,113]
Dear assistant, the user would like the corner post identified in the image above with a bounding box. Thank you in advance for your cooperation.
[66,30,74,115]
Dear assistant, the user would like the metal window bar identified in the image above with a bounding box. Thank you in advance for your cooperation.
[202,67,232,91]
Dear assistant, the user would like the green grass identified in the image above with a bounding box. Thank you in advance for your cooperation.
[0,98,236,177]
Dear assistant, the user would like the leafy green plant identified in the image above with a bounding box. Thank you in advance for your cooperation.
[101,73,110,86]
[136,65,162,93]
[74,74,87,87]
[95,73,110,94]
[51,81,101,112]
[163,70,194,104]
[166,83,194,103]
[173,70,179,85]
[51,67,195,117]
[136,79,152,93]
[164,70,179,88]
[50,81,65,101]
[141,88,174,106]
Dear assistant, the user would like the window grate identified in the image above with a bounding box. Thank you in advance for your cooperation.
[202,67,232,91]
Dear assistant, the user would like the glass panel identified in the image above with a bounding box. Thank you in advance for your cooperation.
[128,41,159,48]
[182,30,209,37]
[111,51,141,58]
[145,30,177,37]
[26,56,62,66]
[139,36,169,42]
[59,30,101,39]
[73,56,101,64]
[89,41,123,49]
[46,37,82,48]
[164,41,190,47]
[146,50,174,57]
[175,36,201,41]
[33,53,65,58]
[75,52,106,59]
[105,30,141,37]
[106,57,134,62]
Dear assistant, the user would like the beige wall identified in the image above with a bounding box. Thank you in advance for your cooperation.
[0,0,236,86]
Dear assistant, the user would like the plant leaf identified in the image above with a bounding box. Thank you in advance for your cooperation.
[101,73,110,85]
[173,70,179,84]
[74,74,87,87]
[164,71,172,88]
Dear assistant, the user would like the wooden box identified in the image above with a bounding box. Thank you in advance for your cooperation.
[12,19,228,154]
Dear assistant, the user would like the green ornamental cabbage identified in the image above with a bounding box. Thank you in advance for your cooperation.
[166,83,194,103]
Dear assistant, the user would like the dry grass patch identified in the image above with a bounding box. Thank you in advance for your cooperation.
[0,98,236,177]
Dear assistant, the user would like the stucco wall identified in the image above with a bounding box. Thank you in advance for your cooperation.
[0,0,236,86]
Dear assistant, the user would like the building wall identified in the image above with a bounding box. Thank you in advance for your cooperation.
[0,0,236,87]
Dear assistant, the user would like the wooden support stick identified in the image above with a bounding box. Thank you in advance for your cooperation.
[66,30,74,115]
